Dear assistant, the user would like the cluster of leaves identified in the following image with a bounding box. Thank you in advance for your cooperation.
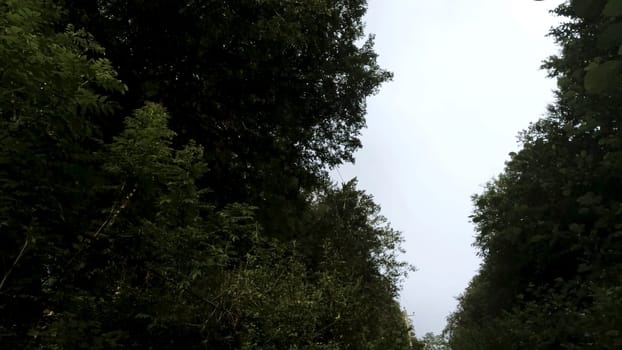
[413,333,450,350]
[446,1,622,349]
[1,0,414,348]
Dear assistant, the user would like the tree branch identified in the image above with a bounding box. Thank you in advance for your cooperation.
[0,237,29,291]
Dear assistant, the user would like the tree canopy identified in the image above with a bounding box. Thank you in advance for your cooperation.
[0,0,413,348]
[446,1,622,349]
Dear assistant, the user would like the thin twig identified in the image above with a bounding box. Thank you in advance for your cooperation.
[0,237,29,291]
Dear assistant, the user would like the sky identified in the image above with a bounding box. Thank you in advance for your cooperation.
[333,0,565,336]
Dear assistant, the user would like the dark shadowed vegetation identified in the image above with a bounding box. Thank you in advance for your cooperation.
[446,1,622,349]
[0,0,416,348]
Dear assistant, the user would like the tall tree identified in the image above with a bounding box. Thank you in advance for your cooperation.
[447,1,622,348]
[297,180,413,349]
[1,1,413,348]
[60,0,392,230]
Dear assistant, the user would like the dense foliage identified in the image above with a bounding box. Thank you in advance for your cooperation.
[61,0,392,238]
[0,0,413,349]
[447,1,622,349]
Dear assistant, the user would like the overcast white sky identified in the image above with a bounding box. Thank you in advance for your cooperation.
[333,0,565,336]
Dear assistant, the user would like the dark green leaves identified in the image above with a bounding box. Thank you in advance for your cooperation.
[584,59,622,94]
[603,0,622,17]
[2,0,409,349]
[597,23,622,48]
[61,0,392,215]
[572,0,606,19]
[448,2,622,349]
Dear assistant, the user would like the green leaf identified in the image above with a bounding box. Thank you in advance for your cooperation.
[603,0,622,16]
[577,263,592,273]
[584,60,622,94]
[577,192,602,206]
[572,0,606,18]
[528,234,548,244]
[569,223,584,234]
[597,23,622,48]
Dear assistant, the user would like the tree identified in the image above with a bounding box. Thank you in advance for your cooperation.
[419,333,450,350]
[60,0,392,231]
[0,0,125,345]
[447,1,622,348]
[33,103,264,349]
[1,0,413,348]
[300,181,413,350]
